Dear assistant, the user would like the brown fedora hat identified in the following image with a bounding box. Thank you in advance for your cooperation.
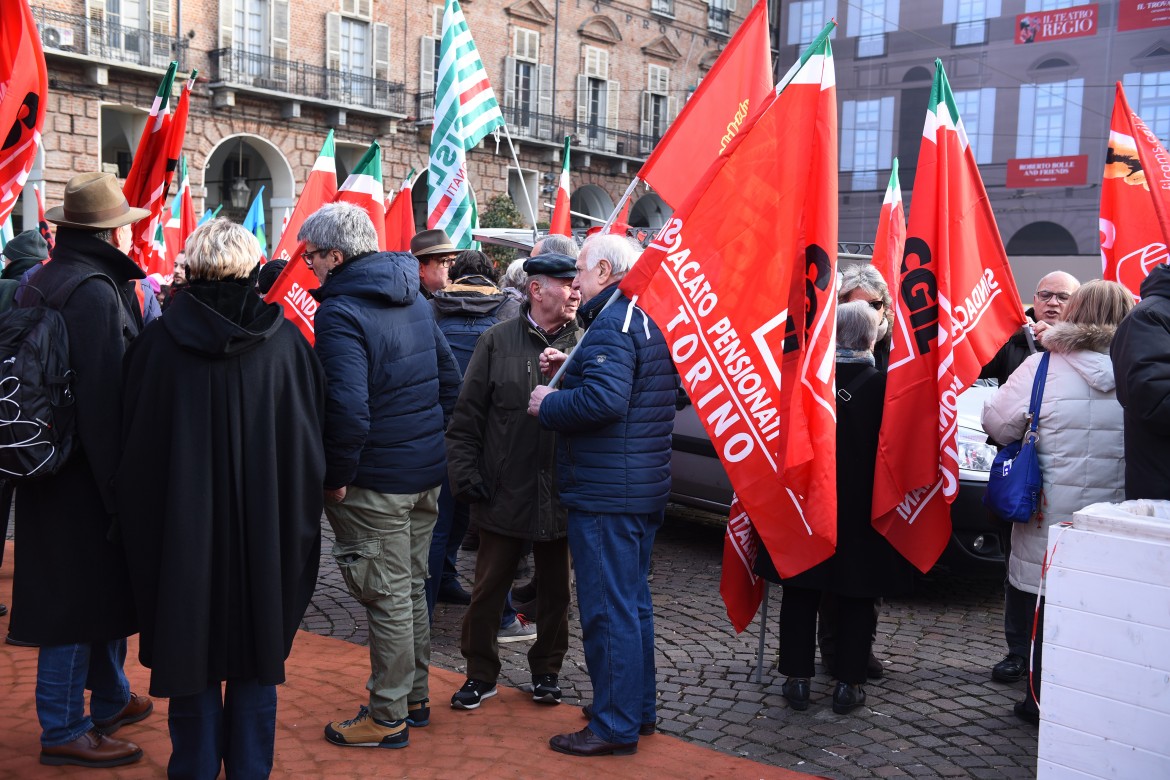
[44,172,150,230]
[410,228,457,258]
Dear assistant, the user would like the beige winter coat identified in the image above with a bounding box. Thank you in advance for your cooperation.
[981,322,1126,594]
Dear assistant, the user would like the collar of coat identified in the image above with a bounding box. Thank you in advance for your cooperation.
[1042,321,1117,354]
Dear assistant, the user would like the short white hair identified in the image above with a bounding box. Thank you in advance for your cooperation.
[580,233,640,276]
[184,218,261,281]
[532,233,579,258]
[298,202,379,259]
[837,300,880,351]
[502,258,527,291]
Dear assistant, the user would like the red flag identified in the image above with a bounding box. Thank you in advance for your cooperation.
[872,159,904,295]
[34,184,52,250]
[265,131,339,345]
[1101,83,1170,298]
[871,61,1026,574]
[162,156,194,269]
[0,0,48,227]
[550,136,572,236]
[384,168,417,252]
[720,495,766,633]
[620,26,838,579]
[636,0,772,209]
[607,198,630,235]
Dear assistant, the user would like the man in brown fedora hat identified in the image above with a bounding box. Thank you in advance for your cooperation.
[11,172,154,768]
[410,228,457,298]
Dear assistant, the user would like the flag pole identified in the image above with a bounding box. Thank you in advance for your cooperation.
[498,122,540,243]
[755,581,770,684]
[601,177,640,232]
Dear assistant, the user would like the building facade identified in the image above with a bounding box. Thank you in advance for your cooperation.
[21,0,750,247]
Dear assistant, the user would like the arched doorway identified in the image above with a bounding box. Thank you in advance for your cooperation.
[569,184,613,229]
[628,193,671,230]
[203,134,295,247]
[1006,221,1079,255]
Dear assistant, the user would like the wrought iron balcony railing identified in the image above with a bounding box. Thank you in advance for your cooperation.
[708,6,732,35]
[33,6,188,72]
[210,47,406,115]
[651,0,675,17]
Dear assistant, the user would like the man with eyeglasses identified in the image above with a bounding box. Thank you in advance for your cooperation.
[980,269,1079,689]
[410,229,458,298]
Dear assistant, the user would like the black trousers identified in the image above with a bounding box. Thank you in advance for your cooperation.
[1006,583,1045,700]
[779,585,877,685]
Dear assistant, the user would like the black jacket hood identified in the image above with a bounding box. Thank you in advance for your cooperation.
[164,281,284,358]
[1139,263,1170,300]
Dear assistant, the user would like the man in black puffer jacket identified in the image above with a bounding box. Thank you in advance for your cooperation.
[1111,262,1170,500]
[301,203,461,750]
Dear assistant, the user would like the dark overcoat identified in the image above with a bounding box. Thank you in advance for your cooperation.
[116,282,326,698]
[10,228,144,645]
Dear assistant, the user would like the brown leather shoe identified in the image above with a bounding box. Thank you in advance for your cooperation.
[40,728,143,767]
[549,726,637,756]
[582,704,655,735]
[93,693,154,735]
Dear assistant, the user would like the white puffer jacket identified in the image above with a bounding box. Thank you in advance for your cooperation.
[981,322,1126,594]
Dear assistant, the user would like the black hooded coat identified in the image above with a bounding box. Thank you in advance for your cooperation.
[116,282,326,698]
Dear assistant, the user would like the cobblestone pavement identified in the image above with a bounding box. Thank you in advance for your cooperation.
[302,505,1039,779]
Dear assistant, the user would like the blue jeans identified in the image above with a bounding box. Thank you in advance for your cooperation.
[168,679,277,780]
[567,509,662,744]
[425,476,471,620]
[36,640,130,746]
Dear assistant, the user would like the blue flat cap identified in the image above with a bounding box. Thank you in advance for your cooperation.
[523,252,577,278]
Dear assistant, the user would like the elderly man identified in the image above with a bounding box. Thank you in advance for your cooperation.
[303,203,461,749]
[528,234,675,756]
[446,253,581,711]
[410,228,458,298]
[13,172,153,767]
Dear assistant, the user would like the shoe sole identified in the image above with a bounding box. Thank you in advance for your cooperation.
[405,716,429,727]
[41,749,144,768]
[324,736,409,749]
[992,670,1026,683]
[832,701,866,715]
[94,702,155,736]
[498,633,537,644]
[533,692,562,705]
[550,742,638,757]
[451,688,497,710]
[785,698,810,712]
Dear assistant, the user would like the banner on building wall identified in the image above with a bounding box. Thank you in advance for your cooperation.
[1006,155,1089,187]
[1119,0,1170,32]
[1014,4,1098,44]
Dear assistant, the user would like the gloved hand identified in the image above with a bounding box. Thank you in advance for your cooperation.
[456,476,490,504]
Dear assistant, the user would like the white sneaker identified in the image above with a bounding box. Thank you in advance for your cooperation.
[497,614,537,643]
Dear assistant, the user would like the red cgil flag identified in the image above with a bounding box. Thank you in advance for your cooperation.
[264,130,339,345]
[872,159,904,295]
[871,60,1025,574]
[34,184,53,250]
[1101,83,1170,298]
[0,0,48,227]
[607,197,630,235]
[384,168,417,252]
[636,0,772,210]
[620,24,839,584]
[720,495,766,634]
[549,136,572,236]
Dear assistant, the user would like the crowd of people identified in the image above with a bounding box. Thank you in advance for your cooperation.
[1,170,1167,775]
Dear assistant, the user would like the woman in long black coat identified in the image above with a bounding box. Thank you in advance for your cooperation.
[756,300,915,715]
[115,219,326,778]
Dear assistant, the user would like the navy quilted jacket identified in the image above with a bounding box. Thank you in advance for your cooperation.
[312,251,461,493]
[538,286,675,513]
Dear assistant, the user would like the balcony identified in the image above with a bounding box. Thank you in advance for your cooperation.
[33,6,188,73]
[209,47,406,117]
[708,6,732,36]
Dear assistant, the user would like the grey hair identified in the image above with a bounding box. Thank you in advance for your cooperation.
[580,233,640,276]
[298,202,379,259]
[837,300,880,352]
[532,233,579,258]
[502,258,527,292]
[185,218,262,281]
[838,263,891,308]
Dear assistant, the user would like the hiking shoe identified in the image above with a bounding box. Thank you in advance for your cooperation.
[451,679,498,710]
[498,614,537,643]
[324,706,408,748]
[406,699,430,727]
[532,674,562,704]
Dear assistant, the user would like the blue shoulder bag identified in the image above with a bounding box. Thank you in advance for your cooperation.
[984,352,1050,523]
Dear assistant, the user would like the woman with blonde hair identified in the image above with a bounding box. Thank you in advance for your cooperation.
[982,279,1133,725]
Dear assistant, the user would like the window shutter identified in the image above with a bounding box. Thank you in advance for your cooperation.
[420,36,437,116]
[149,0,170,36]
[1063,78,1083,156]
[605,79,620,151]
[87,0,107,22]
[976,87,996,165]
[326,13,341,71]
[576,73,589,126]
[433,5,445,37]
[219,0,234,50]
[840,100,856,171]
[641,91,652,138]
[879,96,895,169]
[271,0,290,63]
[1017,85,1036,158]
[537,64,553,138]
[357,0,371,18]
[373,23,390,82]
[667,95,678,125]
[504,57,517,108]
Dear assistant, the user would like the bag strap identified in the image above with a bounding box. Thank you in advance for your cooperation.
[837,367,876,404]
[1026,352,1051,434]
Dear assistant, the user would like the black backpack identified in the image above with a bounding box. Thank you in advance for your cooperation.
[0,272,117,478]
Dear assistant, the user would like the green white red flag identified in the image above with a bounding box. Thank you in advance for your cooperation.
[162,155,194,270]
[549,136,571,236]
[872,158,904,295]
[428,0,505,248]
[338,141,385,249]
[1101,83,1170,298]
[0,0,47,228]
[636,0,772,209]
[384,168,417,252]
[871,60,1025,574]
[621,25,839,594]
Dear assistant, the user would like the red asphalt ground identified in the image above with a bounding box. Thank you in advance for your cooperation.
[0,542,817,779]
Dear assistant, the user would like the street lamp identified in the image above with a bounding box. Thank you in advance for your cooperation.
[229,139,250,209]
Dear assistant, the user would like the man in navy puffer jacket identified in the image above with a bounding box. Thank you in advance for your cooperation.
[528,234,675,756]
[301,203,461,750]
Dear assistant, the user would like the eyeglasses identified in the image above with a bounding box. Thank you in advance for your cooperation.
[430,257,455,268]
[866,299,885,311]
[1036,290,1071,303]
[301,248,331,265]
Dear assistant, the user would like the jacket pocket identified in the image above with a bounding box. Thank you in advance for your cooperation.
[331,538,387,603]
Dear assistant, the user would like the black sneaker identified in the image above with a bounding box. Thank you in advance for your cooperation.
[532,674,562,704]
[450,679,497,710]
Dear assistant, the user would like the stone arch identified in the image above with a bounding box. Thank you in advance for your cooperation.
[203,133,295,247]
[628,193,671,231]
[569,184,613,229]
[579,15,621,45]
[1006,221,1079,256]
